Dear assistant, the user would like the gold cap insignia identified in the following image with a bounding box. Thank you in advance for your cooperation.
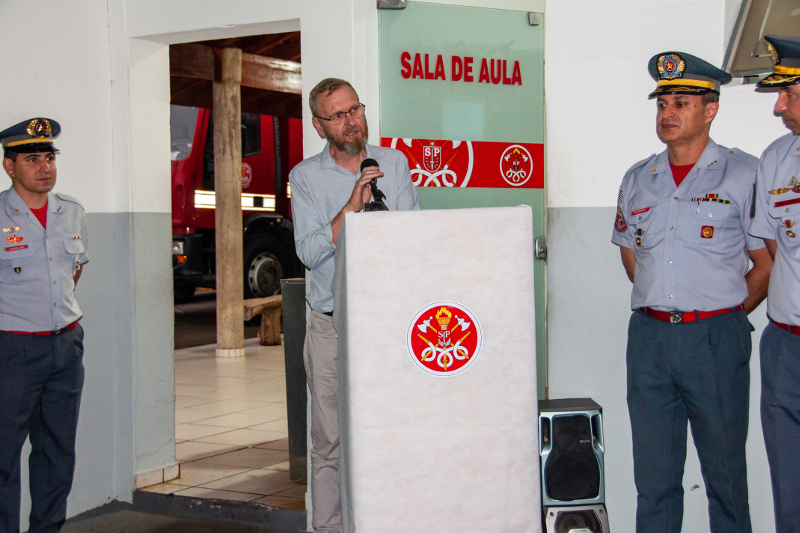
[26,118,52,138]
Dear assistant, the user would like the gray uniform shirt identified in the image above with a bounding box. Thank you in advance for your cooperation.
[290,143,420,313]
[748,132,800,325]
[611,139,762,312]
[0,187,88,332]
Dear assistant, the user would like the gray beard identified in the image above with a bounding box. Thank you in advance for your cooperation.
[328,123,369,157]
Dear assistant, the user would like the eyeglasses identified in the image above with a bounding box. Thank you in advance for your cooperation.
[316,103,366,125]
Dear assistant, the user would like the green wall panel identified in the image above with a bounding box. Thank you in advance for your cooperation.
[380,1,548,398]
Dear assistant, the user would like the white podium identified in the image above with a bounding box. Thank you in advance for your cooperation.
[333,206,541,533]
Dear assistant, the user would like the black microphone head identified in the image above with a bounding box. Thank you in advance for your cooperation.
[360,158,379,172]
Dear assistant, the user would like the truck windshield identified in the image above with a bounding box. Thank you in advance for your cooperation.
[170,105,199,161]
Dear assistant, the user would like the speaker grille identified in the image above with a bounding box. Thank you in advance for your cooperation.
[553,509,603,533]
[545,415,600,501]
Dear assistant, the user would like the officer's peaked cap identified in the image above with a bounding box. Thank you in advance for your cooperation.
[647,52,731,99]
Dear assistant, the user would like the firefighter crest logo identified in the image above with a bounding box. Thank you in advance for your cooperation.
[389,138,474,187]
[3,227,22,244]
[407,301,483,377]
[241,163,253,189]
[500,145,533,186]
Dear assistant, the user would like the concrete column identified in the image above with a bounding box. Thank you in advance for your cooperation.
[213,47,245,358]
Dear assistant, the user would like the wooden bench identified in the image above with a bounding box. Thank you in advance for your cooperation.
[243,295,282,346]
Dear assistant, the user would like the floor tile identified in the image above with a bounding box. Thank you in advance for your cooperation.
[137,482,185,495]
[196,428,286,447]
[175,396,217,409]
[171,486,263,503]
[256,438,289,451]
[236,404,290,420]
[200,469,298,496]
[174,409,219,424]
[198,412,284,429]
[260,460,290,472]
[194,447,289,469]
[186,399,274,413]
[272,483,307,499]
[169,462,252,487]
[175,441,243,462]
[252,495,305,510]
[175,424,233,441]
[249,419,288,434]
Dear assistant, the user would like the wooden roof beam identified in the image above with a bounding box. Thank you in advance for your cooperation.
[170,44,301,95]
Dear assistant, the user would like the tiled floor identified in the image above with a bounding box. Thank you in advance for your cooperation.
[139,338,306,510]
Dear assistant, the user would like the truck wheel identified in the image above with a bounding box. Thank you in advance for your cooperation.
[174,284,196,304]
[244,237,285,298]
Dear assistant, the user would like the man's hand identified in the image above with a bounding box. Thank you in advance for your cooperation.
[743,247,773,313]
[331,165,385,245]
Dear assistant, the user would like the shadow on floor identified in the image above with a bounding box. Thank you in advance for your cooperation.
[174,290,261,349]
[63,499,304,533]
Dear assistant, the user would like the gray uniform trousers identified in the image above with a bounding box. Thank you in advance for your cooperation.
[303,311,341,533]
[760,322,800,533]
[627,310,752,533]
[0,326,84,533]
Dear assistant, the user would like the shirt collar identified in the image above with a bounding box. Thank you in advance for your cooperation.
[4,187,59,217]
[650,138,721,177]
[790,134,800,156]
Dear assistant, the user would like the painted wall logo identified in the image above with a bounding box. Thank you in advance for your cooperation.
[383,137,543,189]
[500,145,533,186]
[389,138,474,187]
[241,163,253,189]
[407,301,483,377]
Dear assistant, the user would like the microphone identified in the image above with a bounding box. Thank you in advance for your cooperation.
[360,158,388,211]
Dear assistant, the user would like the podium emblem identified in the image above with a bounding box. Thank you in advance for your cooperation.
[407,301,483,377]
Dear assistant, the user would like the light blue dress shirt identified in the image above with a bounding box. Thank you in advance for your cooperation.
[612,139,762,312]
[748,132,800,325]
[0,187,88,332]
[290,143,420,313]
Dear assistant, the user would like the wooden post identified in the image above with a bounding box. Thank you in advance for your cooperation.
[214,48,245,358]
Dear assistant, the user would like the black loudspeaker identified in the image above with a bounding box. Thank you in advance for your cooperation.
[543,504,610,533]
[539,398,606,507]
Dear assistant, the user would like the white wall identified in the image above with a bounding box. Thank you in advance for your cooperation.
[544,1,789,531]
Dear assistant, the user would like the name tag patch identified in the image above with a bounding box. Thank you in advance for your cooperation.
[5,244,28,252]
[631,207,650,216]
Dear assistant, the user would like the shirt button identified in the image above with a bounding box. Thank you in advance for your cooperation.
[668,260,672,264]
[50,257,53,261]
[669,226,674,231]
[53,281,56,285]
[53,303,57,307]
[669,295,673,298]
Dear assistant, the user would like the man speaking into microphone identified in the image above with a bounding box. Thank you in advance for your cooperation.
[289,78,419,533]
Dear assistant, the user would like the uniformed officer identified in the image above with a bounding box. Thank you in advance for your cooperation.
[0,118,88,533]
[611,53,772,533]
[747,35,800,533]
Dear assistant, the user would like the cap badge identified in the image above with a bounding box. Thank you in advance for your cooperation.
[407,302,482,377]
[766,41,780,64]
[26,118,52,138]
[657,54,686,80]
[3,227,22,244]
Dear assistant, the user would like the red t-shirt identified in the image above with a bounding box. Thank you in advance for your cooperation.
[30,203,47,229]
[670,163,694,187]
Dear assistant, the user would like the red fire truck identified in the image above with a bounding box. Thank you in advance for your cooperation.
[170,105,303,302]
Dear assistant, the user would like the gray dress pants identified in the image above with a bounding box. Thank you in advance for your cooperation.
[304,311,341,533]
